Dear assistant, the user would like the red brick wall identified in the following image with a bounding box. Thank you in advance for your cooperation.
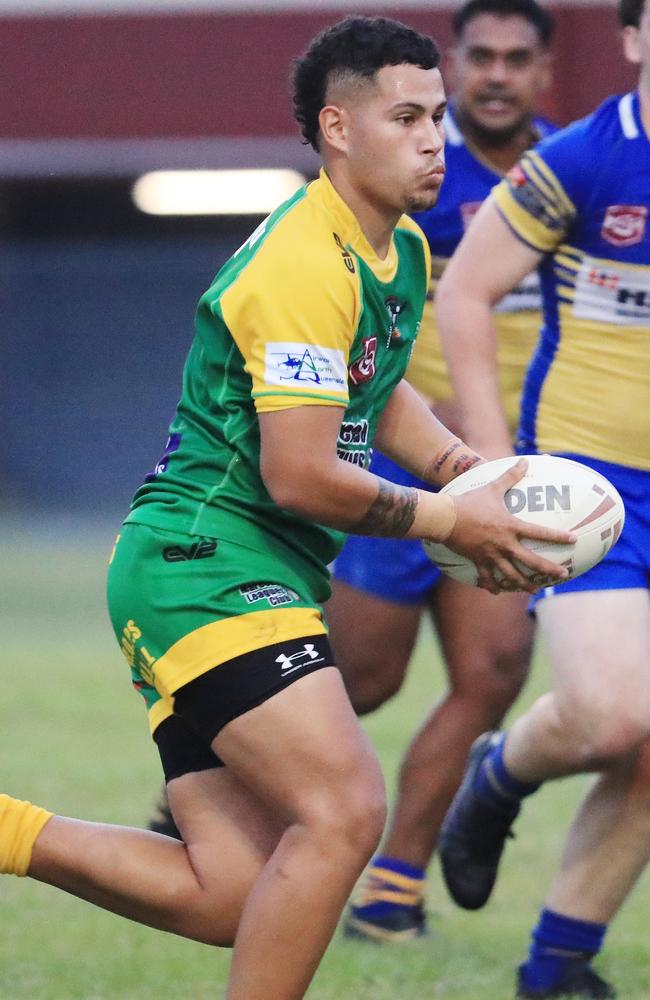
[2,6,636,139]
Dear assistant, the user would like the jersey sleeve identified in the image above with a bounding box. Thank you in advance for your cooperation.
[492,121,592,253]
[217,212,361,413]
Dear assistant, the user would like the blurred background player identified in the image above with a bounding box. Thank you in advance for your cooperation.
[0,17,574,1000]
[437,0,650,995]
[329,0,555,943]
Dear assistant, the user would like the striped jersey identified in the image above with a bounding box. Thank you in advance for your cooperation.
[493,92,650,469]
[408,106,555,431]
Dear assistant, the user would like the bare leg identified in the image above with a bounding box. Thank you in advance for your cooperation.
[327,578,423,714]
[382,579,532,867]
[546,740,650,923]
[16,669,386,1000]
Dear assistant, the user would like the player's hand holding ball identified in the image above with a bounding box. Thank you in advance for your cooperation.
[441,458,574,594]
[425,455,624,595]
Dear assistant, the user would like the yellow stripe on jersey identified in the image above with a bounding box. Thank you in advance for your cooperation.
[493,156,576,254]
[220,172,363,413]
[151,605,328,702]
[407,293,539,433]
[535,302,650,469]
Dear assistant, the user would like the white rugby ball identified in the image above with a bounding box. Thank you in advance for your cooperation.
[423,455,625,588]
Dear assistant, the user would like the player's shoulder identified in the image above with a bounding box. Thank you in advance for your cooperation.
[532,93,630,168]
[223,174,362,303]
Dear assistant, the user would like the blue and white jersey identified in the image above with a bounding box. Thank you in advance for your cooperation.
[408,106,555,431]
[494,92,650,469]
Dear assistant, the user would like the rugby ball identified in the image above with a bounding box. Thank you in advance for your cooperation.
[423,455,625,588]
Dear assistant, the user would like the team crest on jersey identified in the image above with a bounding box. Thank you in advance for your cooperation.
[384,297,404,345]
[349,336,377,385]
[460,201,482,231]
[601,205,647,248]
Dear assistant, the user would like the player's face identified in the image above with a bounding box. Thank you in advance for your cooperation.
[623,1,650,81]
[342,63,447,215]
[451,14,550,142]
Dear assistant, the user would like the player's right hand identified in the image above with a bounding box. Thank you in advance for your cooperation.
[445,458,576,595]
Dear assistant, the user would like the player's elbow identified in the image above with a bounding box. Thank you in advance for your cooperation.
[260,453,327,518]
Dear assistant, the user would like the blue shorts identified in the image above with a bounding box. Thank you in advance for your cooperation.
[530,453,650,609]
[332,451,442,605]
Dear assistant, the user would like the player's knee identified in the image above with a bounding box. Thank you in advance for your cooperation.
[340,655,407,715]
[299,770,387,862]
[556,694,650,763]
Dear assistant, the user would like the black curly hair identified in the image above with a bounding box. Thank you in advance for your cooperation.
[452,0,554,45]
[619,0,645,26]
[293,16,440,151]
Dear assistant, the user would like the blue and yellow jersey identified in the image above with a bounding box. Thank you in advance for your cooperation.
[494,92,650,470]
[125,170,430,587]
[409,107,555,431]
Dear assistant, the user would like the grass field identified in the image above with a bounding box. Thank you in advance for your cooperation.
[2,520,649,999]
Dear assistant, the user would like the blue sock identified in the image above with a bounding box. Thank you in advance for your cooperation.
[473,733,540,808]
[519,908,607,992]
[353,855,425,918]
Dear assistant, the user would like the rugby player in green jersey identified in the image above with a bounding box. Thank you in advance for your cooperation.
[0,17,572,1000]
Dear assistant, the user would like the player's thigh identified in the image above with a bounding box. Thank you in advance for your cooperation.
[212,668,386,847]
[430,575,533,691]
[537,589,650,724]
[168,766,285,893]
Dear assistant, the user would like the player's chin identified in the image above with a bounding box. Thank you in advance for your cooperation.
[405,186,441,214]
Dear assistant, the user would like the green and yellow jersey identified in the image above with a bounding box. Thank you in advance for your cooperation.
[125,170,430,593]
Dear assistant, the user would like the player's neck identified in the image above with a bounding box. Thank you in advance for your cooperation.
[456,110,538,175]
[638,77,650,138]
[325,167,400,260]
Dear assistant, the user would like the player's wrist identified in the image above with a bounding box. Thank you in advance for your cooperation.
[427,436,484,486]
[407,490,457,543]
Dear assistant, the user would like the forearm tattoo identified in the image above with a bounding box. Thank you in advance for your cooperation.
[353,478,419,537]
[423,441,482,484]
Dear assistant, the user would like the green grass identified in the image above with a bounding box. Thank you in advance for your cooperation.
[2,523,649,999]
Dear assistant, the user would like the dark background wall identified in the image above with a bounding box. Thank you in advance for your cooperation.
[0,3,637,514]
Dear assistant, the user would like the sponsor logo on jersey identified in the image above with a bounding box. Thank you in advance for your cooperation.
[384,297,404,344]
[265,343,347,390]
[460,201,482,231]
[348,336,377,385]
[333,232,355,273]
[507,167,566,232]
[146,432,182,480]
[162,540,218,562]
[601,205,647,248]
[573,258,650,324]
[338,419,369,446]
[239,583,297,607]
[275,643,325,676]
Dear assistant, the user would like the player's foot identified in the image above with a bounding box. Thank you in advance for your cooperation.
[516,957,616,998]
[344,901,428,943]
[438,732,520,909]
[147,788,182,840]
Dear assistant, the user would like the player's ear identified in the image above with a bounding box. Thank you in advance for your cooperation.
[319,104,349,153]
[621,24,641,65]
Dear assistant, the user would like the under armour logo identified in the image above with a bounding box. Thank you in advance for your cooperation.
[275,643,325,675]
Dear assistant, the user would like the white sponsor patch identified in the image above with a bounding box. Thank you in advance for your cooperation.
[494,269,542,315]
[573,258,650,325]
[264,342,347,390]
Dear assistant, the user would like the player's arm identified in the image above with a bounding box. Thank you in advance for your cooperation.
[435,198,544,458]
[373,377,483,486]
[259,404,573,594]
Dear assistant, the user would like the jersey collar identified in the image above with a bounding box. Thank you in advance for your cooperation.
[310,168,399,283]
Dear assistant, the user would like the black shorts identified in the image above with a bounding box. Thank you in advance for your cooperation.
[153,633,335,782]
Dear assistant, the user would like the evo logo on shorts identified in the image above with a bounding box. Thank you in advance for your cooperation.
[162,540,217,562]
[275,643,326,676]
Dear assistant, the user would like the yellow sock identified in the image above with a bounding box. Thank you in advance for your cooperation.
[0,794,53,876]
